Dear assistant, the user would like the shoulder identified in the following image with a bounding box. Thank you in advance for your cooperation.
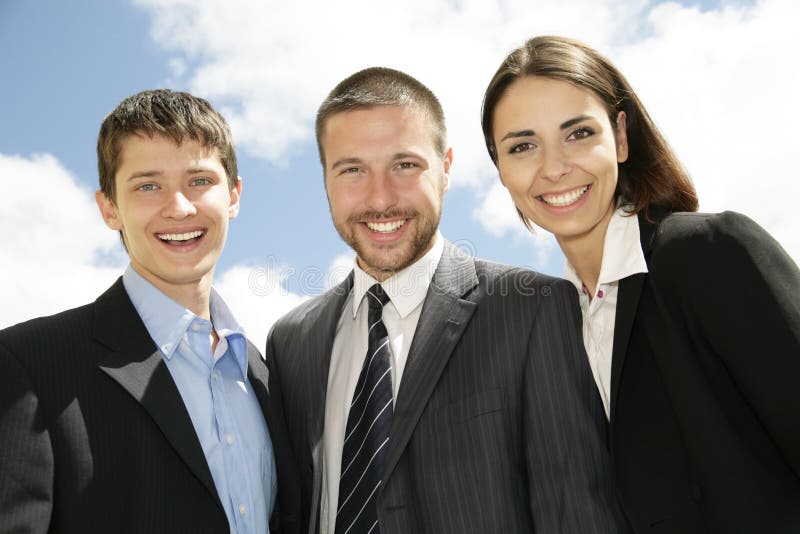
[651,210,789,271]
[269,280,348,335]
[0,302,95,350]
[648,210,798,304]
[471,257,577,305]
[0,302,96,374]
[656,210,767,247]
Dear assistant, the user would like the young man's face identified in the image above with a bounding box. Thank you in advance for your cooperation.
[96,133,241,298]
[321,105,451,281]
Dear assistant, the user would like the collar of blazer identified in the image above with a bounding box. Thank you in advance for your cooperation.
[609,207,671,422]
[93,277,223,510]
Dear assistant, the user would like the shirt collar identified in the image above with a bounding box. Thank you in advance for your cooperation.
[122,266,249,374]
[564,206,648,291]
[351,231,444,319]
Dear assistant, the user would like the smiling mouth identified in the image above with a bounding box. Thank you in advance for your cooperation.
[365,219,406,233]
[539,185,590,207]
[157,230,204,244]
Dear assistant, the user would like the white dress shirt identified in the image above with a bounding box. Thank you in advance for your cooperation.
[320,233,444,534]
[563,207,648,419]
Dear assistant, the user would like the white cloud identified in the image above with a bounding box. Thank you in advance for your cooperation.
[134,0,630,186]
[0,153,124,327]
[135,0,800,264]
[610,0,800,261]
[214,263,307,348]
[326,252,356,289]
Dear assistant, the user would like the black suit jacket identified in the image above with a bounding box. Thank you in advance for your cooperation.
[0,278,300,533]
[611,211,800,533]
[266,242,627,533]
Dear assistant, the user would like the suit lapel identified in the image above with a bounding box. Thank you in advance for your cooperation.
[609,212,660,420]
[383,242,479,481]
[94,279,221,508]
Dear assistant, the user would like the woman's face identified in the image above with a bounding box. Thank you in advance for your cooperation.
[493,76,628,248]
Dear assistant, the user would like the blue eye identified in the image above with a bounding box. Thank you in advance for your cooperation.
[137,183,157,192]
[192,177,212,186]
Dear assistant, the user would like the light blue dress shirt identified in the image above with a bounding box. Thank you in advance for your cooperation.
[123,266,276,534]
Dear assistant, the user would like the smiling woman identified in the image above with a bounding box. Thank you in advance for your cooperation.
[482,35,800,533]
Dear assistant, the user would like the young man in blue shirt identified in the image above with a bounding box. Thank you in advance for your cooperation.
[0,89,298,533]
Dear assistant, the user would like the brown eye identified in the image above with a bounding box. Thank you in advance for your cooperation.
[567,127,594,141]
[509,142,535,154]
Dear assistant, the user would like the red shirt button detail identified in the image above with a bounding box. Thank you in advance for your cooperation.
[597,290,604,298]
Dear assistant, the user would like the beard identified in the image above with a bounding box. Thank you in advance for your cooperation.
[333,206,441,279]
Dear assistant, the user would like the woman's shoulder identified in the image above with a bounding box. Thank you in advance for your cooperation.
[647,209,795,287]
[651,210,776,260]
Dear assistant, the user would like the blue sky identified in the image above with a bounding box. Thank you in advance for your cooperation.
[2,0,797,342]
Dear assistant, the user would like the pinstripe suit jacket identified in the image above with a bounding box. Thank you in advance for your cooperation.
[0,278,300,533]
[265,242,626,533]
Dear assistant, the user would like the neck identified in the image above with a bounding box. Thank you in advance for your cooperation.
[557,203,615,297]
[131,266,214,320]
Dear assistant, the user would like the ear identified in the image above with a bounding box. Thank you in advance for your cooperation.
[615,111,629,163]
[95,190,123,231]
[441,147,453,192]
[228,176,243,219]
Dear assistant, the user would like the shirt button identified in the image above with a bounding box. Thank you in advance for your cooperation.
[211,371,218,380]
[239,504,247,515]
[191,323,201,331]
[597,290,604,298]
[226,434,234,445]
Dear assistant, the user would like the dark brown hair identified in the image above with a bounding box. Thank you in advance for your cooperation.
[97,89,238,202]
[316,67,447,165]
[481,35,698,222]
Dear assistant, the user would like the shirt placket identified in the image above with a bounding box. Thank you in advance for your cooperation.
[189,319,255,534]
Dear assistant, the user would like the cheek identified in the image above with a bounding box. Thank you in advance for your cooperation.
[498,163,533,195]
[574,147,619,179]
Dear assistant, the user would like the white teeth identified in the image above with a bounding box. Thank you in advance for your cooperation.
[158,230,203,241]
[541,186,589,207]
[366,220,405,233]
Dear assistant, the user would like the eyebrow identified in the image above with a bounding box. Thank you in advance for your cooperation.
[126,167,218,181]
[329,152,423,171]
[330,157,363,171]
[127,170,161,181]
[498,115,593,142]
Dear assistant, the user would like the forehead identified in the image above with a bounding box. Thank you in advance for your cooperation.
[116,133,221,171]
[321,105,436,155]
[497,76,608,121]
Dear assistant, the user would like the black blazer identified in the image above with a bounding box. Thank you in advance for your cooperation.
[0,278,300,533]
[611,210,800,533]
[266,242,627,533]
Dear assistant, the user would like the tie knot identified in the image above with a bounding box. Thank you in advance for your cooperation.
[366,283,391,312]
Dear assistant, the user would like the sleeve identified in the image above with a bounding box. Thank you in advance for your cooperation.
[522,277,629,533]
[0,341,54,532]
[650,211,800,477]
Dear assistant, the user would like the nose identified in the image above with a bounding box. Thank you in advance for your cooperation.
[161,189,197,219]
[538,145,571,183]
[365,172,398,212]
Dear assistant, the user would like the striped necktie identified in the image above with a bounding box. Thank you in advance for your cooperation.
[336,283,394,534]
